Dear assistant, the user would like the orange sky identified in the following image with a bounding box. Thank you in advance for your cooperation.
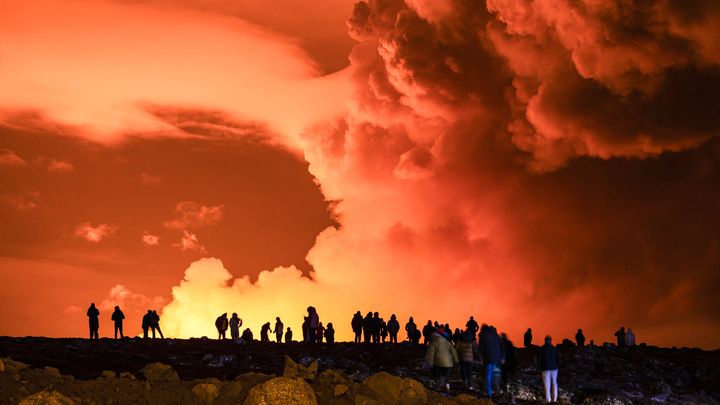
[1,0,719,348]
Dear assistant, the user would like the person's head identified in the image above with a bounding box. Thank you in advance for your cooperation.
[501,332,508,340]
[527,328,532,332]
[114,306,119,311]
[147,310,153,314]
[620,326,625,331]
[480,324,489,333]
[318,322,323,327]
[232,313,237,317]
[391,314,396,320]
[276,317,280,321]
[366,312,372,317]
[355,311,361,315]
[578,328,583,333]
[409,316,413,322]
[436,327,445,335]
[545,335,552,345]
[374,312,379,317]
[470,316,474,320]
[90,303,96,308]
[427,320,432,325]
[328,323,333,329]
[153,310,158,315]
[288,327,291,331]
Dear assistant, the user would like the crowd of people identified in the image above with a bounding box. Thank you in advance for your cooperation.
[86,303,638,402]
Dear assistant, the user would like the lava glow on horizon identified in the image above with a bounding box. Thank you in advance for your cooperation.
[1,0,719,349]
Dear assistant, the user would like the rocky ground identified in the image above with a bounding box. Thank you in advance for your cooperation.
[0,337,717,404]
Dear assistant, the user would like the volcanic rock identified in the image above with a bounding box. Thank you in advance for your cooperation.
[244,376,318,405]
[18,390,75,405]
[142,362,179,382]
[362,371,428,404]
[192,382,220,404]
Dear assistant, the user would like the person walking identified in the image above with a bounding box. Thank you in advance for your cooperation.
[425,327,459,391]
[86,303,100,339]
[456,330,480,390]
[537,335,560,403]
[479,324,502,399]
[111,306,125,339]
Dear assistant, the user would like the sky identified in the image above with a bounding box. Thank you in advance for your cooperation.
[0,0,718,349]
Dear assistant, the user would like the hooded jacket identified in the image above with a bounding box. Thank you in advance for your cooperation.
[425,332,459,368]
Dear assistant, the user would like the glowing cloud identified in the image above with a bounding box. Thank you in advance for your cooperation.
[164,201,224,230]
[74,222,116,243]
[174,231,206,253]
[0,149,26,166]
[142,233,160,246]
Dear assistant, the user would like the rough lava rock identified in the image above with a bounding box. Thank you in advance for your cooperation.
[362,371,428,404]
[142,362,179,382]
[18,390,75,405]
[243,376,318,405]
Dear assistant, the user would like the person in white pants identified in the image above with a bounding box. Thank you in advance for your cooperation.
[537,335,560,402]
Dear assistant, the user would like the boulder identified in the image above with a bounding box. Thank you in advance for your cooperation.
[283,356,318,380]
[334,384,349,397]
[362,372,428,405]
[192,382,220,404]
[19,390,75,405]
[43,367,61,378]
[243,376,317,405]
[354,394,380,405]
[100,370,116,378]
[142,362,179,382]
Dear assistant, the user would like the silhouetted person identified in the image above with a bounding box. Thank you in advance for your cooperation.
[387,314,400,343]
[363,312,373,343]
[425,327,458,391]
[316,322,325,343]
[230,313,242,340]
[151,310,164,339]
[307,306,319,343]
[537,335,560,403]
[302,316,309,342]
[274,317,284,342]
[479,324,502,399]
[422,321,435,345]
[456,331,480,389]
[405,316,417,342]
[625,328,636,346]
[216,313,229,340]
[352,311,363,343]
[380,317,388,342]
[325,323,335,344]
[500,332,516,393]
[466,316,479,337]
[614,326,626,347]
[371,312,381,343]
[261,322,271,342]
[241,328,253,341]
[142,310,152,339]
[524,328,533,348]
[111,306,125,339]
[452,328,462,345]
[87,303,100,339]
[575,328,585,347]
[285,327,293,343]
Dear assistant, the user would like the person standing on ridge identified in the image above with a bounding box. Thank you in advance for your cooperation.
[524,328,533,348]
[537,335,560,403]
[466,316,479,337]
[111,306,125,339]
[87,303,100,340]
[274,317,284,343]
[575,329,586,347]
[307,306,319,343]
[405,316,417,342]
[142,310,152,339]
[230,313,242,340]
[614,327,626,347]
[285,327,293,343]
[215,313,229,339]
[261,322,271,342]
[422,321,435,345]
[325,323,335,344]
[363,312,373,343]
[151,310,164,339]
[625,328,636,346]
[316,322,326,343]
[387,314,400,343]
[351,311,364,343]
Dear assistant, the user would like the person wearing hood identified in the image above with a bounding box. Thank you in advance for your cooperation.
[86,303,100,340]
[325,323,336,344]
[387,314,400,343]
[111,306,125,339]
[352,311,364,343]
[425,327,459,391]
[456,330,480,389]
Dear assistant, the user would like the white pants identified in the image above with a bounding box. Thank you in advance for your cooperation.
[542,369,558,402]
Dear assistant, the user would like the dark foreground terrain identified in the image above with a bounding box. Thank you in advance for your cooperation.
[0,337,718,404]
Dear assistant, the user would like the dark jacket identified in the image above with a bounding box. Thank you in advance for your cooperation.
[537,344,560,371]
[111,310,125,324]
[479,329,502,364]
[387,319,400,334]
[352,314,363,332]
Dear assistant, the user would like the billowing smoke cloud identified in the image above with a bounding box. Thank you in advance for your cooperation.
[161,0,719,348]
[2,0,717,347]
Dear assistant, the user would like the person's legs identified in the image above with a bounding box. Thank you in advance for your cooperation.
[485,363,494,397]
[151,327,156,339]
[551,369,558,402]
[157,326,164,339]
[542,370,551,402]
[143,327,148,339]
[439,367,451,390]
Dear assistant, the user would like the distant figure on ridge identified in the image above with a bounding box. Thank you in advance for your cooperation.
[456,330,480,390]
[380,317,388,343]
[352,311,364,343]
[425,327,458,391]
[422,320,435,345]
[625,328,636,346]
[241,328,253,341]
[575,328,585,347]
[142,310,152,339]
[260,322,271,342]
[230,313,242,340]
[387,314,400,343]
[466,316,479,337]
[405,316,418,343]
[285,327,293,343]
[302,316,309,342]
[316,322,325,343]
[307,306,319,343]
[325,323,335,344]
[274,317,284,342]
[87,303,100,340]
[371,312,381,343]
[111,306,125,339]
[614,326,626,347]
[151,310,164,339]
[537,335,560,403]
[215,313,229,340]
[524,327,533,348]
